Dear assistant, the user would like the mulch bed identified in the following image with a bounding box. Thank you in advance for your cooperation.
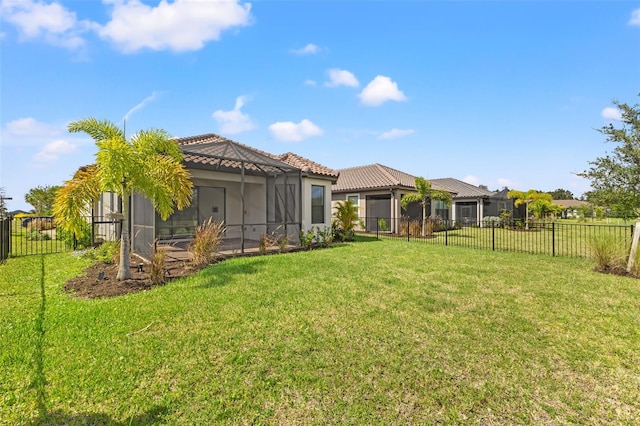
[64,256,208,299]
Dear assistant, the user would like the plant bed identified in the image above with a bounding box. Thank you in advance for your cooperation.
[64,255,210,299]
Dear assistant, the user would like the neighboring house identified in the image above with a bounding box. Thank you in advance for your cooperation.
[429,178,519,226]
[97,133,338,259]
[553,199,589,218]
[331,164,454,232]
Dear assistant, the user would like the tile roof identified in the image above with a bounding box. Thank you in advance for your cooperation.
[275,152,339,180]
[429,178,496,199]
[175,133,338,179]
[332,164,451,193]
[553,199,589,208]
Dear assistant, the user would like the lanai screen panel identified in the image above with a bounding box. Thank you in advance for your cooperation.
[132,192,155,260]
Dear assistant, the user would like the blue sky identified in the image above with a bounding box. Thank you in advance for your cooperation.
[1,0,639,212]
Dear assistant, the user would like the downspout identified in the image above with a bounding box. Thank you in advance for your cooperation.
[241,162,245,253]
[298,169,303,240]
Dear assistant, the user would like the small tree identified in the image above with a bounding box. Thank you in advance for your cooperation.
[332,199,361,241]
[401,177,452,237]
[54,118,193,280]
[578,95,640,218]
[508,189,560,228]
[25,185,61,215]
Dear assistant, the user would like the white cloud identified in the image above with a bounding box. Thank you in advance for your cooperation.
[379,128,414,140]
[304,79,317,87]
[463,175,481,186]
[325,69,359,88]
[5,117,61,138]
[290,43,319,55]
[601,107,622,121]
[268,119,323,142]
[33,139,76,163]
[212,95,256,134]
[629,8,640,26]
[98,0,252,53]
[0,0,90,49]
[358,75,407,106]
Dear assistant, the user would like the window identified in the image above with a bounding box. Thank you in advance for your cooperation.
[347,194,359,217]
[311,185,325,224]
[434,200,449,220]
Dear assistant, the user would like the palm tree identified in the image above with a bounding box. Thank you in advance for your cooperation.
[333,199,361,241]
[507,189,551,230]
[401,177,452,237]
[54,118,193,280]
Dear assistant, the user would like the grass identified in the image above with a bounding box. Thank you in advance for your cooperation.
[1,238,639,424]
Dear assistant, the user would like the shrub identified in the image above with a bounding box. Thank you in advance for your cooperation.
[377,218,389,232]
[57,218,91,248]
[588,234,627,274]
[82,240,120,264]
[299,229,315,248]
[189,218,225,266]
[27,217,55,231]
[482,216,502,228]
[409,220,422,237]
[150,247,167,286]
[26,229,50,241]
[332,200,361,242]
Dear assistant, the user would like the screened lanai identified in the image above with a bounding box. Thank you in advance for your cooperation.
[131,135,303,260]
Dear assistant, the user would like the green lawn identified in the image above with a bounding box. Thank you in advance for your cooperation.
[2,238,639,424]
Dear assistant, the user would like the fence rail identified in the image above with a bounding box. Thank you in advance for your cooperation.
[0,216,121,260]
[365,216,636,258]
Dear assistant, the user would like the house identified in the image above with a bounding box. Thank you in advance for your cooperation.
[331,164,454,232]
[428,178,528,226]
[553,199,589,219]
[97,133,338,259]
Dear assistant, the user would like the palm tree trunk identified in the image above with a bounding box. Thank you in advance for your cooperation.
[117,189,131,280]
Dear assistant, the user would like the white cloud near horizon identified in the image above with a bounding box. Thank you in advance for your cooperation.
[379,128,414,139]
[358,75,407,106]
[463,175,481,186]
[98,0,252,53]
[212,96,256,134]
[268,119,323,142]
[0,0,91,49]
[34,139,77,164]
[629,8,640,26]
[290,43,320,55]
[325,69,359,88]
[5,117,61,138]
[601,107,622,121]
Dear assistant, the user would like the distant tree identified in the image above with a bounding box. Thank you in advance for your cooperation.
[0,187,8,218]
[548,188,574,200]
[478,184,489,191]
[54,118,193,280]
[401,177,452,236]
[578,95,640,219]
[25,185,61,215]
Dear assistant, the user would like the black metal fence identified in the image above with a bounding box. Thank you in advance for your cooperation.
[0,216,122,260]
[364,216,636,258]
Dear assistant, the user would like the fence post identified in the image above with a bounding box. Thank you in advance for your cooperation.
[492,222,495,251]
[552,222,555,256]
[445,223,448,246]
[376,217,379,240]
